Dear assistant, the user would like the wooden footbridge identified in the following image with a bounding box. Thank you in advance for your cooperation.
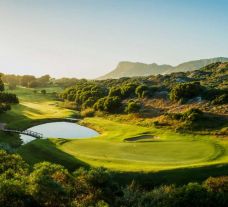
[2,128,43,139]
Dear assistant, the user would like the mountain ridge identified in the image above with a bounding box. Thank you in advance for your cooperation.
[98,57,228,80]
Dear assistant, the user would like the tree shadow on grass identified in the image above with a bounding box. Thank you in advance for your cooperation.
[112,163,228,189]
[18,139,88,171]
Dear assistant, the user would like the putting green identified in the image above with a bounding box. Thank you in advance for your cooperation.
[52,117,227,171]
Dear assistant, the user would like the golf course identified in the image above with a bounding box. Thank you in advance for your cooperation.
[1,87,227,179]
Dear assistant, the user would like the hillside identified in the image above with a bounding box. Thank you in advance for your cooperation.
[98,57,228,79]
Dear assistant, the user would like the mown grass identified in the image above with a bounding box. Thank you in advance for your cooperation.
[50,117,228,172]
[0,86,75,147]
[19,116,228,185]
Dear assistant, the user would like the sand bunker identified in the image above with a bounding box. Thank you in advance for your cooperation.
[124,135,159,142]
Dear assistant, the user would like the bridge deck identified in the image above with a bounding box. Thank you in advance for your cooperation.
[2,128,43,138]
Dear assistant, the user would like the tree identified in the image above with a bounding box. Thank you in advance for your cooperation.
[109,87,122,97]
[121,84,138,98]
[125,100,141,113]
[0,150,29,175]
[169,82,202,102]
[82,97,97,109]
[20,75,36,87]
[93,98,106,111]
[28,162,71,206]
[212,94,228,105]
[41,89,46,95]
[104,96,121,113]
[8,82,17,90]
[38,75,50,85]
[0,103,11,113]
[0,178,34,207]
[203,176,228,193]
[135,85,152,98]
[0,93,19,103]
[0,78,4,91]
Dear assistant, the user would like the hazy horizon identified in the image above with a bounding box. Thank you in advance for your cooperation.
[0,0,228,78]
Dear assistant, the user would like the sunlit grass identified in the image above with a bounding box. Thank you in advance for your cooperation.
[48,117,228,172]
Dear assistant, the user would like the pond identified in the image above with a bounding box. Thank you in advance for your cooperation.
[20,121,99,144]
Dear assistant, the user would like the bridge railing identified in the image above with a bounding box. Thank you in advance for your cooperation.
[2,128,43,138]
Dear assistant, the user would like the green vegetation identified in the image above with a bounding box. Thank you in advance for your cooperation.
[0,62,228,206]
[0,86,74,148]
[1,150,228,207]
[59,118,228,171]
[0,76,19,114]
[169,82,202,102]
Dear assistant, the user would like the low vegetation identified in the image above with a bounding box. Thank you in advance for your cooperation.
[1,150,228,207]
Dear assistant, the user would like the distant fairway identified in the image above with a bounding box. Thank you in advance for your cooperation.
[0,87,74,146]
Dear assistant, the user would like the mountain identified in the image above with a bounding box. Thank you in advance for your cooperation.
[98,57,228,80]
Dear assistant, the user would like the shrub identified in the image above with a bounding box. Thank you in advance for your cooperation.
[109,87,122,97]
[203,176,228,193]
[0,93,19,104]
[82,97,97,109]
[104,96,122,113]
[93,98,106,111]
[125,100,141,113]
[40,89,46,95]
[28,162,71,207]
[0,103,11,113]
[0,78,4,91]
[182,108,204,122]
[211,94,228,105]
[135,85,149,98]
[81,108,95,117]
[121,84,138,98]
[170,82,202,102]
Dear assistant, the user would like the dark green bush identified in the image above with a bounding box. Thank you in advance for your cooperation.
[0,93,19,104]
[125,100,141,113]
[170,82,202,102]
[104,96,122,113]
[212,94,228,105]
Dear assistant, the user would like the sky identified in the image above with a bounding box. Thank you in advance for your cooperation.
[0,0,228,78]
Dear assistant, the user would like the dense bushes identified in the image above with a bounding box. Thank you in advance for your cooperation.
[125,100,141,113]
[0,78,19,113]
[212,94,228,105]
[60,80,157,114]
[0,78,4,91]
[167,108,204,122]
[135,85,155,98]
[0,92,19,104]
[1,149,228,206]
[0,103,11,113]
[170,82,203,102]
[94,96,122,113]
[166,108,227,132]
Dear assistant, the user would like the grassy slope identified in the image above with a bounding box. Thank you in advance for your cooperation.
[19,116,228,185]
[0,87,74,147]
[53,117,228,171]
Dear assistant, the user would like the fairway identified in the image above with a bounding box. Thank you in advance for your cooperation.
[0,87,75,146]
